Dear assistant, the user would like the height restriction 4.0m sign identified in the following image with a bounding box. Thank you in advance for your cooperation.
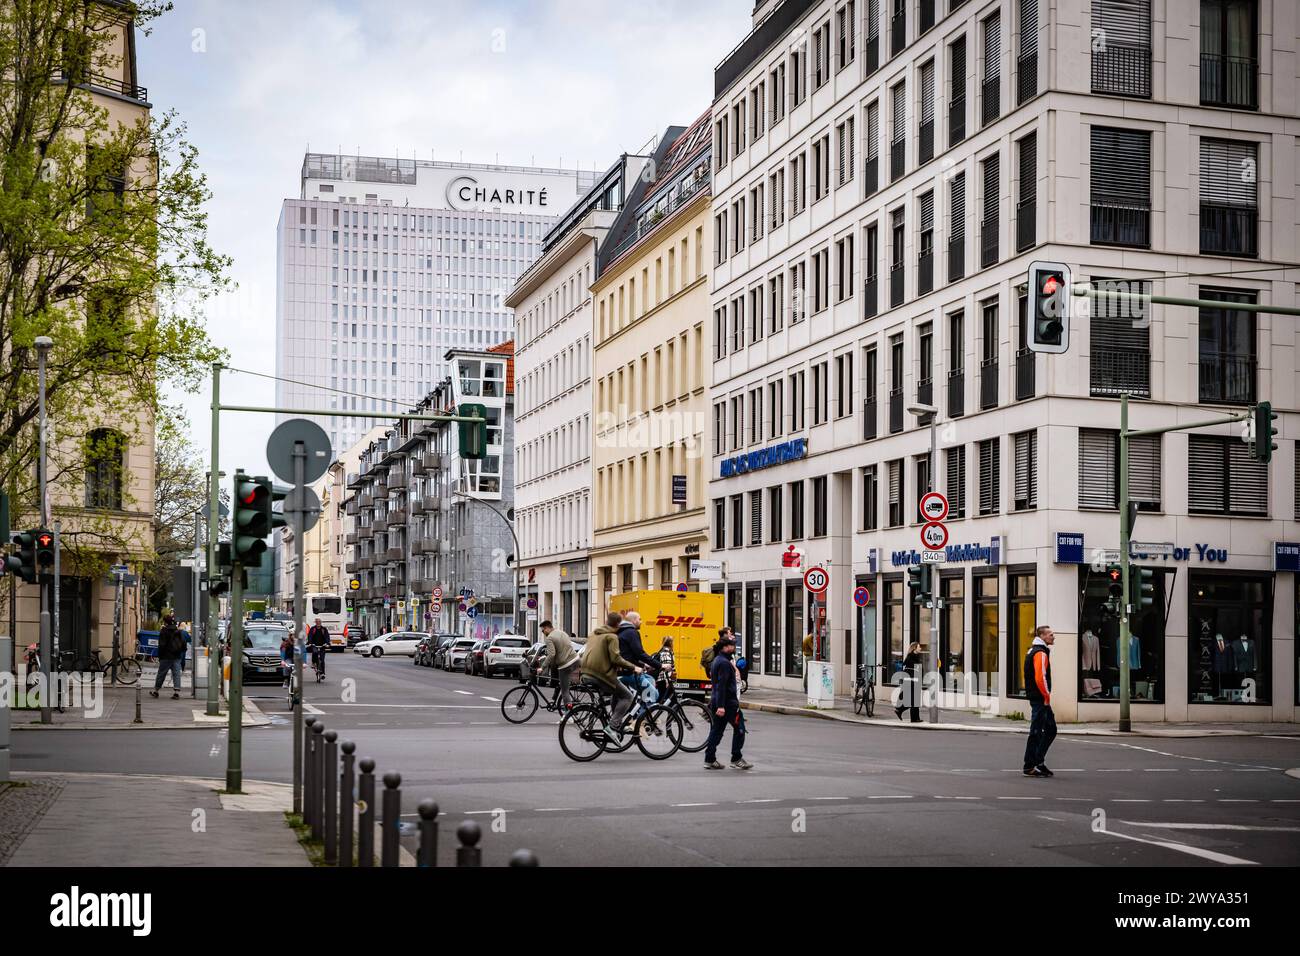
[920,521,949,550]
[803,566,830,594]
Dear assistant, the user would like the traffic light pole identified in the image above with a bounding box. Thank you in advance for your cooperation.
[291,443,306,816]
[926,415,939,725]
[207,364,222,716]
[226,561,244,793]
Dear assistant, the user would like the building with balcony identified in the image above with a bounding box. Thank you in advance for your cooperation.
[590,114,714,617]
[707,0,1297,721]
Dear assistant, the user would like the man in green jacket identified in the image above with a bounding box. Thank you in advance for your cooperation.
[539,620,579,709]
[581,611,643,739]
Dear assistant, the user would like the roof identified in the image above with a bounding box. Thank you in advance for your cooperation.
[487,340,515,395]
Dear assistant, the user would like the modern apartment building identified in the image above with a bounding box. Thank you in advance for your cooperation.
[590,114,715,614]
[275,153,596,454]
[507,162,635,641]
[708,0,1298,721]
[344,343,515,638]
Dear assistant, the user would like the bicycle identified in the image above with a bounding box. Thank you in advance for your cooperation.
[63,646,142,685]
[653,669,713,754]
[852,662,887,717]
[500,664,596,724]
[558,678,683,762]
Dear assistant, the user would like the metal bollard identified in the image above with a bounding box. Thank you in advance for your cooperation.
[509,848,540,867]
[323,730,339,865]
[357,758,375,867]
[310,723,325,841]
[455,820,482,867]
[380,772,401,868]
[339,741,356,868]
[303,716,318,826]
[417,799,440,867]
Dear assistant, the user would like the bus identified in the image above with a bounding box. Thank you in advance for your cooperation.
[289,593,348,650]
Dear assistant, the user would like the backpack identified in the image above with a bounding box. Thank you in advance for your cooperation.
[162,627,186,657]
[700,645,716,673]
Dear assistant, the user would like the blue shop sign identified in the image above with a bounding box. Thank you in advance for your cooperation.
[890,537,1003,568]
[720,437,807,477]
[1054,533,1234,564]
[1055,532,1085,564]
[1275,542,1300,573]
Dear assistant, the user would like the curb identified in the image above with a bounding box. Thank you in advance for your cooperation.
[11,694,273,732]
[741,700,1300,738]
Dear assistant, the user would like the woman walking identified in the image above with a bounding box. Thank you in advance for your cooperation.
[895,641,924,722]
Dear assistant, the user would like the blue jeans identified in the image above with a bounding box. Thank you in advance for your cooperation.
[704,706,745,763]
[1024,701,1057,770]
[154,658,183,691]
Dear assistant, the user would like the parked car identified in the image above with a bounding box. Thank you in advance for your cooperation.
[428,634,458,668]
[445,637,477,672]
[482,635,533,678]
[353,630,424,658]
[464,639,488,675]
[413,635,443,666]
[238,622,291,685]
[345,624,367,648]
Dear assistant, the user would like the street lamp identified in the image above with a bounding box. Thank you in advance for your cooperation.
[33,337,53,725]
[453,490,520,637]
[907,401,940,725]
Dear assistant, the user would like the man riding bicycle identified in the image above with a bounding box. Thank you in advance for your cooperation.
[580,611,642,741]
[306,618,330,678]
[538,620,580,709]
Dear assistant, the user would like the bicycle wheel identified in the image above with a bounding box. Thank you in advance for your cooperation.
[501,685,539,724]
[116,657,141,685]
[674,698,713,753]
[853,685,864,715]
[568,684,598,710]
[558,704,605,762]
[865,682,875,718]
[635,705,683,760]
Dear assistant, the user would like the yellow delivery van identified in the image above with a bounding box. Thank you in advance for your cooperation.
[609,590,724,695]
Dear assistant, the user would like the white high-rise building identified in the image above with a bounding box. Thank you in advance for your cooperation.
[275,152,597,453]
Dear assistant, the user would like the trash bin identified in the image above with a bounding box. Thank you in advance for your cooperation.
[137,630,160,659]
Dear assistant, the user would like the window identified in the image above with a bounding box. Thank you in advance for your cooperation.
[973,573,999,694]
[751,81,766,140]
[837,1,857,69]
[713,498,726,550]
[865,101,880,196]
[981,13,1001,126]
[1018,0,1039,103]
[812,248,830,313]
[883,578,904,676]
[862,465,879,530]
[768,380,784,439]
[749,182,765,243]
[789,480,805,538]
[1090,127,1151,247]
[791,44,806,106]
[836,232,854,301]
[769,485,784,541]
[812,135,831,202]
[890,208,905,308]
[837,115,856,187]
[769,167,786,229]
[979,300,999,410]
[789,370,806,430]
[768,273,785,333]
[790,152,808,216]
[731,295,745,353]
[813,20,831,89]
[947,309,966,417]
[749,388,763,444]
[713,306,727,361]
[978,438,1000,515]
[1188,572,1272,704]
[1078,429,1161,511]
[1017,133,1037,252]
[866,0,881,72]
[980,152,1000,268]
[835,351,854,418]
[1198,288,1256,405]
[887,459,904,526]
[890,0,906,56]
[749,490,764,545]
[1199,138,1258,257]
[715,209,728,264]
[917,190,935,295]
[730,494,743,548]
[949,35,967,146]
[715,115,729,170]
[1201,0,1259,109]
[729,396,743,450]
[948,171,966,283]
[919,60,936,164]
[946,446,966,518]
[864,223,879,318]
[812,476,828,537]
[790,260,806,323]
[1089,276,1151,397]
[1092,0,1152,97]
[890,82,907,182]
[862,343,879,439]
[770,61,787,124]
[84,428,125,510]
[1013,430,1037,510]
[812,360,830,425]
[1188,435,1268,515]
[1006,571,1037,698]
[914,455,931,517]
[713,402,726,456]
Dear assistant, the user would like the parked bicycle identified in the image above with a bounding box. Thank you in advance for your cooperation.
[558,679,683,762]
[500,665,596,723]
[60,646,141,685]
[852,662,888,717]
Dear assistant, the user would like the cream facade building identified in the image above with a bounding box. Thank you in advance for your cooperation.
[591,115,713,612]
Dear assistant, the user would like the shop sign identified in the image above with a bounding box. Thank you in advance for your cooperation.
[720,437,806,477]
[1055,533,1233,565]
[890,536,1002,568]
[1275,542,1300,573]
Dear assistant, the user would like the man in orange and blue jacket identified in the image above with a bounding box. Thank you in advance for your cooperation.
[1022,625,1057,778]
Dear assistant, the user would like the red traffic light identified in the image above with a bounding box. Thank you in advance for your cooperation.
[37,533,52,548]
[1042,275,1060,295]
[1107,567,1121,582]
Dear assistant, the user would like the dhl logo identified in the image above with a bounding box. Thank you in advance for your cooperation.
[653,615,710,628]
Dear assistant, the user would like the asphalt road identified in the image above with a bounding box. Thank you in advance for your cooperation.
[13,652,1300,867]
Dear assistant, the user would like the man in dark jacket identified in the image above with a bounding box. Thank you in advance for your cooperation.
[617,611,660,705]
[703,634,751,770]
[307,618,330,678]
[1022,625,1056,777]
[150,614,187,699]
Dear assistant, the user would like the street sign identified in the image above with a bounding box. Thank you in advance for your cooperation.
[525,597,537,610]
[110,563,129,575]
[1130,541,1174,557]
[921,550,945,564]
[920,521,949,550]
[432,586,443,599]
[466,605,479,619]
[675,582,688,593]
[689,559,723,581]
[852,585,871,607]
[349,579,360,591]
[266,418,331,485]
[919,492,949,522]
[397,600,406,611]
[431,600,442,612]
[803,566,830,594]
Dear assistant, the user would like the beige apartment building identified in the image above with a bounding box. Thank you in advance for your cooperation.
[590,114,713,611]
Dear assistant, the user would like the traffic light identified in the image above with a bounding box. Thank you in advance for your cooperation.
[34,528,55,567]
[458,403,488,460]
[1105,566,1123,614]
[906,564,932,600]
[232,471,273,564]
[1027,260,1072,354]
[1252,401,1278,464]
[4,531,37,584]
[209,542,232,596]
[1136,567,1155,609]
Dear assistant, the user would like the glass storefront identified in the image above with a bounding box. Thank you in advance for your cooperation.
[941,573,965,677]
[909,580,934,670]
[764,583,781,676]
[855,574,878,682]
[883,576,904,677]
[1007,570,1037,698]
[784,583,804,677]
[1076,565,1167,703]
[1188,571,1272,704]
[973,572,999,695]
[744,585,762,671]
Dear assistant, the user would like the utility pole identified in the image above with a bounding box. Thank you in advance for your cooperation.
[226,562,244,792]
[35,336,52,725]
[908,401,941,724]
[206,365,222,716]
[1118,394,1132,733]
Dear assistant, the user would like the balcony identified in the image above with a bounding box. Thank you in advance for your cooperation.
[981,77,1000,126]
[890,139,905,182]
[1016,198,1036,252]
[980,217,999,269]
[866,34,879,75]
[890,11,905,57]
[863,397,878,441]
[1015,347,1036,401]
[1200,54,1258,110]
[374,480,388,497]
[345,532,357,546]
[1198,353,1256,406]
[889,388,904,434]
[385,546,404,563]
[1090,200,1150,248]
[422,452,444,472]
[359,492,373,508]
[409,498,424,516]
[948,96,965,146]
[942,239,964,291]
[917,250,934,296]
[372,517,388,534]
[979,357,999,410]
[345,499,358,516]
[388,471,408,490]
[344,561,357,575]
[346,471,364,490]
[58,69,149,103]
[917,379,934,423]
[1017,52,1038,104]
[947,368,965,418]
[1091,43,1151,98]
[357,556,372,571]
[918,120,934,165]
[919,0,935,34]
[410,537,427,556]
[388,508,408,526]
[865,156,879,196]
[890,263,904,308]
[1200,204,1257,258]
[1090,348,1151,398]
[863,276,879,319]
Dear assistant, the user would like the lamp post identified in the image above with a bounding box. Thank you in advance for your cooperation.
[907,401,940,724]
[34,337,53,724]
[453,490,519,636]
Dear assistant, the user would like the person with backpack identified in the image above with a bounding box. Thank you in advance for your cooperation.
[307,618,330,679]
[150,614,188,699]
[703,633,751,770]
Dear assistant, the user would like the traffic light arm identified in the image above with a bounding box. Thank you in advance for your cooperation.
[1071,284,1300,318]
[219,404,485,424]
[1122,409,1251,441]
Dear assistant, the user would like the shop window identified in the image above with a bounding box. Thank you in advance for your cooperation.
[1188,572,1271,704]
[882,577,904,678]
[784,582,805,677]
[973,572,999,695]
[856,574,878,679]
[1006,570,1037,698]
[1077,565,1167,703]
[941,574,966,678]
[765,583,782,676]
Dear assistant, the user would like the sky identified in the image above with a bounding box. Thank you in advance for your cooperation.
[143,0,753,482]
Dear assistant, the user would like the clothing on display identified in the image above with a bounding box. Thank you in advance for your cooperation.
[1232,636,1256,675]
[1115,633,1141,670]
[1211,634,1233,674]
[1080,630,1101,672]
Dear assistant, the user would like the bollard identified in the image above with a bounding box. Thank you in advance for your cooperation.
[303,716,318,827]
[455,820,482,868]
[509,848,540,867]
[339,741,356,868]
[380,771,401,868]
[357,758,375,867]
[310,723,325,841]
[323,730,339,865]
[417,800,440,868]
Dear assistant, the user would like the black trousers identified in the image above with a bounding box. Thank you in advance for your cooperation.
[1024,701,1057,769]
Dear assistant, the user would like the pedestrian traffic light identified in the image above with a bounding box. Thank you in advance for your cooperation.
[4,531,37,584]
[208,542,233,596]
[1027,260,1072,354]
[1252,401,1278,464]
[906,564,932,600]
[232,471,273,564]
[34,528,55,567]
[1105,566,1123,614]
[458,403,488,460]
[1136,567,1155,609]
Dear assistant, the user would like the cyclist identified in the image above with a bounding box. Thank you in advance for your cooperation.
[580,611,642,740]
[617,611,660,706]
[538,620,579,710]
[306,618,330,679]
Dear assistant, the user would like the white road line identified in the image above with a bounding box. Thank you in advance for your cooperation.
[1100,826,1258,866]
[1143,768,1178,772]
[997,796,1041,800]
[1096,769,1133,773]
[867,795,914,799]
[1271,799,1300,803]
[302,703,324,715]
[1217,799,1258,803]
[208,745,220,756]
[454,690,474,696]
[464,810,496,815]
[1057,798,1092,802]
[1114,799,1152,803]
[317,702,493,708]
[738,798,780,804]
[1121,822,1300,833]
[672,802,717,808]
[356,722,387,726]
[534,808,578,812]
[810,796,849,801]
[1162,799,1205,803]
[1188,769,1223,772]
[481,696,501,702]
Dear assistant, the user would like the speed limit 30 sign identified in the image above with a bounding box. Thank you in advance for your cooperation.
[803,566,830,594]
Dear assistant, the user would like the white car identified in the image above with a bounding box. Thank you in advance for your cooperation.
[482,635,533,678]
[353,631,425,658]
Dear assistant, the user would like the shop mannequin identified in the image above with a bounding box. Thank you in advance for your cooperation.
[1232,634,1256,675]
[1081,629,1101,672]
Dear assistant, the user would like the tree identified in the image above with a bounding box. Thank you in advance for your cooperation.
[0,0,229,523]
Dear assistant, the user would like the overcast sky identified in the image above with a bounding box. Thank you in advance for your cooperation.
[144,0,752,481]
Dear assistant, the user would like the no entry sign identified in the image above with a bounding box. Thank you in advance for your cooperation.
[803,566,830,594]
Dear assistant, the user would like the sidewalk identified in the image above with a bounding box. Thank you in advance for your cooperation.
[0,772,308,866]
[9,677,270,731]
[741,686,1300,738]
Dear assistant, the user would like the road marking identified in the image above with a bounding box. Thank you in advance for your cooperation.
[454,690,474,696]
[302,703,324,715]
[1099,826,1258,866]
[810,796,849,801]
[1217,799,1258,803]
[464,810,496,815]
[481,696,501,702]
[1121,822,1300,833]
[1271,799,1300,803]
[313,703,493,709]
[867,795,914,799]
[1095,769,1132,773]
[1188,769,1223,772]
[997,796,1041,801]
[738,798,780,804]
[672,802,717,808]
[534,808,579,812]
[356,722,387,726]
[1114,799,1152,803]
[208,745,220,757]
[1162,799,1205,803]
[1143,768,1178,772]
[1057,798,1092,802]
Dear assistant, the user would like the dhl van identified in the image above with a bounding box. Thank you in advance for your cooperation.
[609,590,724,696]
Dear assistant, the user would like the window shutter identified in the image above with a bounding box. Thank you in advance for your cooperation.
[1019,133,1036,202]
[889,459,901,506]
[838,124,846,184]
[867,102,880,158]
[1014,430,1036,508]
[1227,441,1268,515]
[919,191,935,231]
[1200,139,1257,207]
[1093,0,1151,49]
[1187,436,1227,513]
[952,37,967,98]
[1021,0,1039,54]
[946,446,966,517]
[983,153,999,221]
[1078,429,1118,508]
[1091,128,1151,205]
[868,0,879,40]
[750,490,763,544]
[951,172,966,238]
[921,62,936,124]
[847,116,856,179]
[979,438,1000,514]
[984,15,1001,79]
[1129,434,1161,508]
[892,83,906,143]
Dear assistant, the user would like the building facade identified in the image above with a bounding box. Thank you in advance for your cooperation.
[590,115,715,614]
[708,0,1298,721]
[275,154,596,455]
[507,163,632,641]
